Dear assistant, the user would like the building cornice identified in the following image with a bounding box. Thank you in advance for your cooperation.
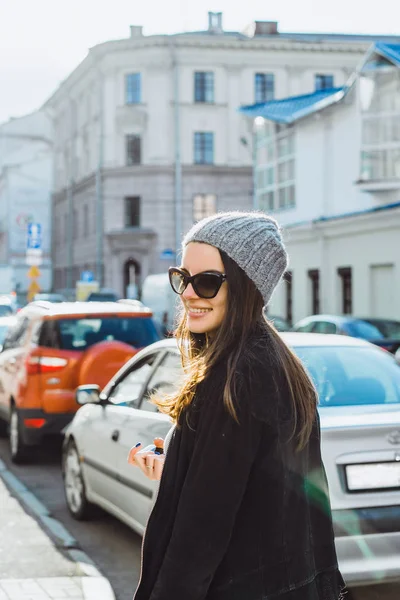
[51,164,252,196]
[104,164,252,178]
[284,204,400,242]
[43,34,371,109]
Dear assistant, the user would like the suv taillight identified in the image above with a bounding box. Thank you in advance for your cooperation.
[26,356,68,375]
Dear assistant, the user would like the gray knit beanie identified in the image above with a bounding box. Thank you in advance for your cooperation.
[182,211,288,306]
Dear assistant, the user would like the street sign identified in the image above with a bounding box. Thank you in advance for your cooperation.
[81,270,94,282]
[27,223,42,250]
[160,249,175,261]
[27,280,41,302]
[28,266,41,279]
[26,253,43,266]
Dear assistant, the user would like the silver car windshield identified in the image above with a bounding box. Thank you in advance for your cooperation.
[294,346,400,407]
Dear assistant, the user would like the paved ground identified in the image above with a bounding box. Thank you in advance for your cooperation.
[0,437,399,600]
[0,468,115,599]
[0,438,140,600]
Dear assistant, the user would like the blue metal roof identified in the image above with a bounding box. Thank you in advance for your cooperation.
[240,42,400,125]
[372,42,400,67]
[239,87,345,124]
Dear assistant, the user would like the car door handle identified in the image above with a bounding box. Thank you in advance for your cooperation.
[111,430,120,442]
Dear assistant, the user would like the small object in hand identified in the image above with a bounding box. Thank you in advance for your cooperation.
[154,437,164,455]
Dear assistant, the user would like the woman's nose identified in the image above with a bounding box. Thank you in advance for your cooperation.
[182,283,198,299]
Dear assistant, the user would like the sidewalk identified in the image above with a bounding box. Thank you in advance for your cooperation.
[0,459,115,600]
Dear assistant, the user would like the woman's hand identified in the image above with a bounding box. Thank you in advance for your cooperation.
[128,438,165,481]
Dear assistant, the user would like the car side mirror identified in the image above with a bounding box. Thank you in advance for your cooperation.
[76,385,101,405]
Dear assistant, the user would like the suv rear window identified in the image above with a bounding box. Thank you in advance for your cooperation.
[39,317,160,350]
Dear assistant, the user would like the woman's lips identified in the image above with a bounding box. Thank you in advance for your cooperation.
[187,307,212,318]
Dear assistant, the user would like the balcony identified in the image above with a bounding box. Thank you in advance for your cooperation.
[356,178,400,192]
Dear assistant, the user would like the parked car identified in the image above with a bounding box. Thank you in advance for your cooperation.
[264,314,292,332]
[395,346,400,367]
[360,317,400,354]
[292,314,400,353]
[86,289,120,302]
[0,293,19,314]
[0,316,17,351]
[63,333,400,587]
[0,297,16,316]
[0,301,160,463]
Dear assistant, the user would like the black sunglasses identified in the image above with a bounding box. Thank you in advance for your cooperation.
[168,267,227,299]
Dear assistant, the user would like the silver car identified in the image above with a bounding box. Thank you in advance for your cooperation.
[62,333,400,587]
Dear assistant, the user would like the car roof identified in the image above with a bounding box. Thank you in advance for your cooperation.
[135,331,372,353]
[361,316,400,325]
[281,332,371,347]
[19,301,153,318]
[295,314,357,324]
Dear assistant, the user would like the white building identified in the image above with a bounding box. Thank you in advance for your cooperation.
[242,42,400,324]
[0,110,52,299]
[43,12,400,298]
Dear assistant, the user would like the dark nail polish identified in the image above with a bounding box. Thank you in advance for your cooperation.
[135,442,141,447]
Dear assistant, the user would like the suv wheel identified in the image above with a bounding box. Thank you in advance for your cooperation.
[63,440,96,520]
[9,405,28,464]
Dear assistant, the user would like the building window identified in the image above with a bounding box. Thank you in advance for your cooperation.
[308,269,320,315]
[124,196,141,227]
[126,135,141,165]
[255,122,295,212]
[194,72,214,103]
[315,74,334,91]
[255,73,275,103]
[338,267,352,315]
[194,132,214,165]
[193,194,217,222]
[125,73,141,104]
[359,68,400,181]
[284,271,293,325]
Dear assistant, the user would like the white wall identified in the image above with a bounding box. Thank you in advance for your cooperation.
[48,35,368,192]
[268,210,400,323]
[270,84,390,228]
[0,110,53,294]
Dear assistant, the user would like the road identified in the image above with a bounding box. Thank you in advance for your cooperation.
[0,438,399,600]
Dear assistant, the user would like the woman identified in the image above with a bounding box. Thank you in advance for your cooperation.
[129,212,345,600]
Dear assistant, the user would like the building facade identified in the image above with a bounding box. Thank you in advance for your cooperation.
[0,111,52,300]
[44,12,400,298]
[243,42,400,324]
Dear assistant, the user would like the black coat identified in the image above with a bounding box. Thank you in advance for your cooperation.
[134,330,345,600]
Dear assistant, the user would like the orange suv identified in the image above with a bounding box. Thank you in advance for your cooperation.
[0,301,160,463]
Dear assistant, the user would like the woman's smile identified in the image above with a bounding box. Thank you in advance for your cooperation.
[186,305,213,318]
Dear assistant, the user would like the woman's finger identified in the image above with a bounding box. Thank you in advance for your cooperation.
[127,443,142,465]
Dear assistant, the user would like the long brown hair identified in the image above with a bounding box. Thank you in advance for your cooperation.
[156,247,317,450]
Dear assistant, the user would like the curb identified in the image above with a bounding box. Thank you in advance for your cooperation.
[0,458,116,600]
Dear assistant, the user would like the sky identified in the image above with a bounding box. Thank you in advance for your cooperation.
[0,0,399,124]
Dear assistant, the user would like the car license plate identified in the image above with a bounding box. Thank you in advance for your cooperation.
[346,462,400,492]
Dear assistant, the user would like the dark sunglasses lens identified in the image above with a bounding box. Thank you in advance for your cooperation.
[194,274,221,298]
[170,271,187,295]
